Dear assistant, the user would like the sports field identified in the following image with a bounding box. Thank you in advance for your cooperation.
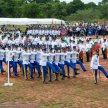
[0,36,108,108]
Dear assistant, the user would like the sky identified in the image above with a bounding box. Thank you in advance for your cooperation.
[60,0,102,5]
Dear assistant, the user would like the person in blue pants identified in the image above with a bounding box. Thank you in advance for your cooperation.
[47,47,61,82]
[40,48,49,84]
[6,45,19,77]
[91,49,108,84]
[0,45,6,74]
[71,46,88,77]
[22,46,34,80]
[65,46,79,78]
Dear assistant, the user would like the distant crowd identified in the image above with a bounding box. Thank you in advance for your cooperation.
[0,23,108,37]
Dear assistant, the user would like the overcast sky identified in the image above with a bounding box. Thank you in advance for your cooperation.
[60,0,102,5]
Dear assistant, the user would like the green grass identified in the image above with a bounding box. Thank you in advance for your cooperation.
[38,105,62,108]
[16,95,24,99]
[0,98,5,103]
[0,77,108,107]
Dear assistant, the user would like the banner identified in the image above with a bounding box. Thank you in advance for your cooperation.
[60,30,67,36]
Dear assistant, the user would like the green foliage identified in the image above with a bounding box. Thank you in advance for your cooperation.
[0,0,107,22]
[21,1,40,18]
[66,8,102,23]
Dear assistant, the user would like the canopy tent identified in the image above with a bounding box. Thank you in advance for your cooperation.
[0,18,65,25]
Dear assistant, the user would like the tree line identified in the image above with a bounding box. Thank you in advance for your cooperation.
[0,0,107,23]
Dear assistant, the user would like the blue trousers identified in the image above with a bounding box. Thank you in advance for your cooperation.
[58,63,65,77]
[94,69,97,83]
[41,66,47,82]
[0,60,4,72]
[0,58,7,72]
[3,58,6,64]
[15,60,24,75]
[47,62,57,81]
[53,63,61,79]
[7,61,17,77]
[23,64,33,80]
[93,66,108,83]
[65,61,75,77]
[31,63,36,73]
[98,66,108,77]
[34,61,41,74]
[76,60,86,70]
[70,61,76,76]
[73,60,86,74]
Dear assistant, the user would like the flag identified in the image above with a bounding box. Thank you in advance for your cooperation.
[29,39,31,43]
[55,21,56,29]
[87,49,90,54]
[79,50,83,59]
[91,42,100,53]
[77,39,79,44]
[103,20,105,26]
[89,50,91,57]
[61,20,63,29]
[79,21,82,26]
[78,49,80,53]
[104,47,107,55]
[52,20,53,26]
[64,47,66,53]
[64,40,68,44]
[98,21,101,29]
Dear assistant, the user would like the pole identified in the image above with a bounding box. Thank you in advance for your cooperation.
[8,50,9,84]
[4,51,13,86]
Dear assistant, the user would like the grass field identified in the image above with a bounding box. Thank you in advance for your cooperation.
[0,75,108,108]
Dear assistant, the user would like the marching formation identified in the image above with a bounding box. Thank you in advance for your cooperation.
[0,32,108,84]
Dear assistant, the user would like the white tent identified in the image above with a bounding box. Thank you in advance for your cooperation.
[0,18,65,25]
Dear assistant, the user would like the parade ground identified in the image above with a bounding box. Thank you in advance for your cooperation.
[0,36,108,108]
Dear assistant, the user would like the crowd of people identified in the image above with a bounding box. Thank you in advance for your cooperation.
[1,23,108,37]
[0,24,108,84]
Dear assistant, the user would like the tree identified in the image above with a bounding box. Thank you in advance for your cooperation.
[98,0,108,18]
[3,0,21,17]
[66,8,102,22]
[72,0,85,13]
[21,1,40,18]
[85,2,97,9]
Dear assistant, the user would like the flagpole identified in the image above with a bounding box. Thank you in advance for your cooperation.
[8,50,10,84]
[4,51,13,86]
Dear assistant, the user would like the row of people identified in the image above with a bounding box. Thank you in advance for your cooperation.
[0,43,108,84]
[0,44,88,83]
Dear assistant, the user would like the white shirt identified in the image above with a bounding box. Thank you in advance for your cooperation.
[40,52,49,66]
[90,55,99,69]
[71,51,78,63]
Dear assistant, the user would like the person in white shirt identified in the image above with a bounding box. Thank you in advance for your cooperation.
[90,49,108,84]
[102,38,107,59]
[71,46,87,77]
[95,36,100,44]
[101,35,107,55]
[47,47,60,82]
[86,40,91,62]
[40,48,49,84]
[13,45,24,76]
[6,45,18,78]
[0,44,6,74]
[22,46,34,80]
